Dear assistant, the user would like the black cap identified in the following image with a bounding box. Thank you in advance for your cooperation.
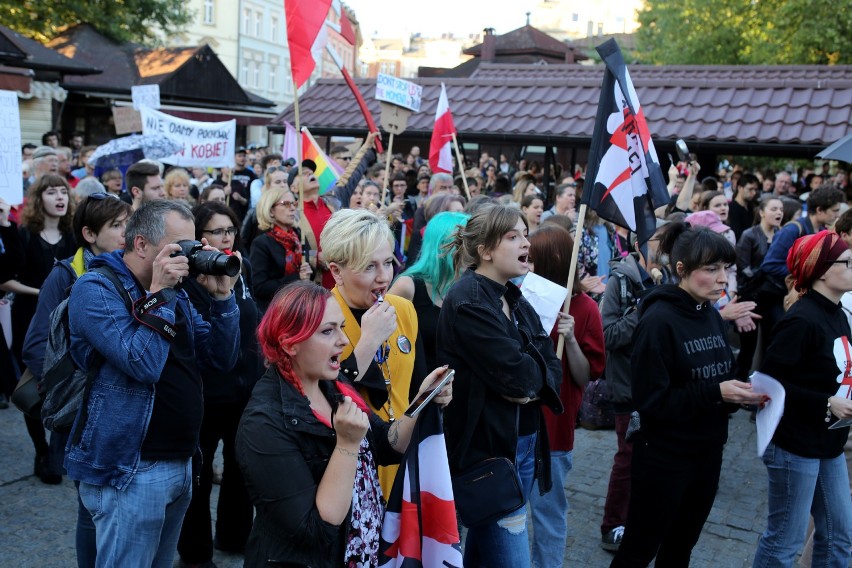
[235,146,246,154]
[287,160,317,186]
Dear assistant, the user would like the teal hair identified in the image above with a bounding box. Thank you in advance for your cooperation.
[401,211,469,301]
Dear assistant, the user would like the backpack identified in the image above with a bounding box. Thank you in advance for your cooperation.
[579,377,615,430]
[41,265,131,433]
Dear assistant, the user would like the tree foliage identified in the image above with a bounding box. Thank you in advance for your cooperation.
[1,0,193,45]
[636,0,852,65]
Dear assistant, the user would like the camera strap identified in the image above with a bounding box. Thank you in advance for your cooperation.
[133,289,179,341]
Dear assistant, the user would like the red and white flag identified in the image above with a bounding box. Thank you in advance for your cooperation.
[428,83,456,174]
[378,404,462,567]
[285,0,333,89]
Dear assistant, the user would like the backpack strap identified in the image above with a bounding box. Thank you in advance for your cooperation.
[69,265,132,446]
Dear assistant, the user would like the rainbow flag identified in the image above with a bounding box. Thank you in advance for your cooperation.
[301,127,343,196]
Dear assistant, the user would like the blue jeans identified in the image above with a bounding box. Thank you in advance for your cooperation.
[529,450,573,568]
[753,443,852,568]
[463,433,537,568]
[79,458,193,568]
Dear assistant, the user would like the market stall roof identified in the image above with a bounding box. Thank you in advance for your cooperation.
[270,63,852,157]
[0,24,101,80]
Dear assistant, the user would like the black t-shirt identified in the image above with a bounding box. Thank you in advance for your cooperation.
[141,305,204,459]
[226,168,258,222]
[728,200,753,242]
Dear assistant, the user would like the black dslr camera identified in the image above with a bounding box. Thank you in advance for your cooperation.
[172,240,240,277]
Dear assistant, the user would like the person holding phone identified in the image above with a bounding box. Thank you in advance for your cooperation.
[437,203,563,568]
[236,281,452,568]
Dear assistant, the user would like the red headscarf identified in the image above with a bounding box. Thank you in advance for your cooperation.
[786,230,849,292]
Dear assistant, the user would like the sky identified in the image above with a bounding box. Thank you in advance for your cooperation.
[344,0,540,39]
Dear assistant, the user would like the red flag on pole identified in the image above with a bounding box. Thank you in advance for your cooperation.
[285,0,333,89]
[429,83,456,174]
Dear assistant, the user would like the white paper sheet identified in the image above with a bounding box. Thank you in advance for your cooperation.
[750,371,786,457]
[519,272,569,334]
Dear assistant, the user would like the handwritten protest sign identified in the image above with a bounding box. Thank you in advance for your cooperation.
[0,90,23,205]
[112,106,143,135]
[375,74,422,112]
[140,106,236,168]
[132,85,160,111]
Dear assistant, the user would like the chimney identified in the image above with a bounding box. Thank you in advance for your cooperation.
[481,28,496,62]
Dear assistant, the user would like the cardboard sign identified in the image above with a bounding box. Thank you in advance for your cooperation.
[375,73,422,112]
[0,90,22,205]
[132,85,160,111]
[379,102,412,135]
[112,106,143,135]
[140,106,236,168]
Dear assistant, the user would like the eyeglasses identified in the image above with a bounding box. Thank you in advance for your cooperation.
[266,166,288,173]
[202,227,239,237]
[829,259,852,270]
[274,200,297,208]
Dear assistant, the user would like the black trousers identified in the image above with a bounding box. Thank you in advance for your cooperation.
[609,437,723,568]
[178,399,254,563]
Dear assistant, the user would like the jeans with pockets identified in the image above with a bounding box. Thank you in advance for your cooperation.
[79,458,193,568]
[752,443,852,568]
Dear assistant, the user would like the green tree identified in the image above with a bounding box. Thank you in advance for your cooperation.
[636,0,852,65]
[2,0,193,45]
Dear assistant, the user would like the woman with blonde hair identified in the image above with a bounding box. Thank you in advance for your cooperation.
[320,209,431,496]
[164,167,194,205]
[249,186,311,314]
[512,175,540,204]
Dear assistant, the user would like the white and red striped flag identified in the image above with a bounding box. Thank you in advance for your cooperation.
[285,0,332,89]
[378,404,462,567]
[428,83,456,174]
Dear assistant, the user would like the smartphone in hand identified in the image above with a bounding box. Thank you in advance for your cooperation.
[404,369,455,418]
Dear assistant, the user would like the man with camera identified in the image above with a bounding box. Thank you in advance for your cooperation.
[65,200,240,567]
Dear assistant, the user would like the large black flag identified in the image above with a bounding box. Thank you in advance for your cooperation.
[581,39,670,245]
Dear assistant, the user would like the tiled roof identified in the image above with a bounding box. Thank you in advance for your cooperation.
[465,26,570,59]
[0,24,101,76]
[271,63,852,151]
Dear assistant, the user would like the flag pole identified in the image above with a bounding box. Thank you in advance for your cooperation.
[293,80,304,212]
[451,133,470,200]
[380,133,395,205]
[555,202,587,359]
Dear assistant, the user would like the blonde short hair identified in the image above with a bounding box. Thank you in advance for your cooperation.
[164,168,190,198]
[257,186,293,231]
[320,209,394,272]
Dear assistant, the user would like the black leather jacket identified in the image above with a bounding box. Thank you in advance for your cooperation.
[236,367,400,568]
[437,270,563,493]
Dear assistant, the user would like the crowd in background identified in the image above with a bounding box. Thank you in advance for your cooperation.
[2,128,852,568]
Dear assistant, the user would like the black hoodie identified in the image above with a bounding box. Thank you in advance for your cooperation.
[631,285,738,458]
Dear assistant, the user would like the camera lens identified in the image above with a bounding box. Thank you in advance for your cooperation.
[192,250,241,277]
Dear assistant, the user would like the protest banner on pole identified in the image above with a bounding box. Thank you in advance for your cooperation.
[140,106,236,168]
[379,101,412,204]
[375,73,422,112]
[0,90,23,205]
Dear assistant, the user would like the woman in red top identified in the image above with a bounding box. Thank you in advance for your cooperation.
[527,224,606,567]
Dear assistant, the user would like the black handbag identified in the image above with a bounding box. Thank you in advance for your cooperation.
[10,368,42,418]
[451,456,525,528]
[451,408,525,527]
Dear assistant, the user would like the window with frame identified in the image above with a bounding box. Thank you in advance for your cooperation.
[269,64,277,91]
[253,62,260,87]
[271,17,278,42]
[255,12,262,38]
[241,60,248,84]
[203,0,214,24]
[243,9,251,35]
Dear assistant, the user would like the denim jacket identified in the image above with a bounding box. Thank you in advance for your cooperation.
[437,270,563,492]
[64,251,240,490]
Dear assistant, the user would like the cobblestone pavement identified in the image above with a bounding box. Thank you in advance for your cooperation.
[0,405,770,567]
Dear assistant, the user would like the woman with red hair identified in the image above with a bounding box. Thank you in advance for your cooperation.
[753,230,852,568]
[236,281,452,568]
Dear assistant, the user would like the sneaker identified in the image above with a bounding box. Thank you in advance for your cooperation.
[601,526,625,551]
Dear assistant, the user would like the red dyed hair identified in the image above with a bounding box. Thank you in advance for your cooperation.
[257,281,331,396]
[257,281,369,413]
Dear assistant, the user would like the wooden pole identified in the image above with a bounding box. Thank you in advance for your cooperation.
[452,133,471,200]
[555,202,587,359]
[380,133,395,206]
[293,81,304,212]
[224,168,232,206]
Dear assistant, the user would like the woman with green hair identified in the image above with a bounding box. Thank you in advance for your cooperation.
[389,210,469,371]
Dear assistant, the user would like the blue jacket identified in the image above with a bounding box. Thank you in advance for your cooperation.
[65,250,240,489]
[760,216,813,276]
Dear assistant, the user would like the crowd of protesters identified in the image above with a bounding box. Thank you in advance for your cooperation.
[2,129,852,568]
